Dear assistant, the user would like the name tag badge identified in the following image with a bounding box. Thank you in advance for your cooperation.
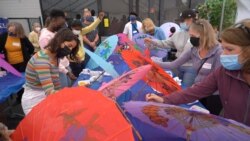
[133,30,138,34]
[202,63,212,69]
[12,42,21,47]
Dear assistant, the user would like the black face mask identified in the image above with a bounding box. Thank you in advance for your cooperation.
[57,45,71,58]
[190,37,200,47]
[8,32,16,37]
[53,25,63,32]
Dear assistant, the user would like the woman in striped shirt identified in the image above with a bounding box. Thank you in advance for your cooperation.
[22,28,79,115]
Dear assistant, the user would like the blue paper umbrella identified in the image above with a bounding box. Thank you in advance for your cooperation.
[123,101,250,141]
[84,48,119,78]
[86,35,118,69]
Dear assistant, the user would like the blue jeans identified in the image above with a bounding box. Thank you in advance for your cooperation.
[177,66,196,88]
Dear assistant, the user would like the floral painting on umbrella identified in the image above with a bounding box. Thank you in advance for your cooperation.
[123,101,250,141]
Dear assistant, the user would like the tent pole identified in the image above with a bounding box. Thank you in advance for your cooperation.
[219,0,226,35]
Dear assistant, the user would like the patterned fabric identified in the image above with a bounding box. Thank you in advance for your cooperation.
[25,50,61,95]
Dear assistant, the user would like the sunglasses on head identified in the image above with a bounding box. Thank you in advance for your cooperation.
[234,23,250,35]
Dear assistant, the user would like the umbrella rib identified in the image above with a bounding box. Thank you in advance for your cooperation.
[221,125,243,140]
[105,126,135,141]
[103,83,138,89]
[114,102,143,141]
[203,127,213,141]
[39,100,50,141]
[132,82,148,100]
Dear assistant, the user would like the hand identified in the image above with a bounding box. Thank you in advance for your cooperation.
[89,42,96,48]
[0,54,5,59]
[98,11,105,20]
[145,93,164,103]
[144,37,152,44]
[67,72,77,80]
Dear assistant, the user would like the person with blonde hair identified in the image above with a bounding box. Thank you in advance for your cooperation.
[0,22,34,72]
[142,18,166,40]
[146,19,250,126]
[29,22,41,53]
[151,19,223,115]
[144,9,196,87]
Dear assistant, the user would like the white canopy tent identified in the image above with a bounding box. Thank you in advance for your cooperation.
[235,0,250,22]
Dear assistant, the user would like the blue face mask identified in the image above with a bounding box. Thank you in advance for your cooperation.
[130,15,136,22]
[180,22,189,31]
[220,54,242,70]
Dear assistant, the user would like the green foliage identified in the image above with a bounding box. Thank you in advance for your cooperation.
[197,0,237,30]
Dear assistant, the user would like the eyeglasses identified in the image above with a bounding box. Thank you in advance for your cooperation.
[234,23,250,35]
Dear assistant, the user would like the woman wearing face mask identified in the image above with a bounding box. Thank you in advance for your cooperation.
[123,12,143,40]
[29,22,41,53]
[39,9,66,50]
[39,10,105,88]
[69,19,86,77]
[142,18,166,40]
[0,22,34,72]
[69,13,105,77]
[151,19,223,115]
[144,9,197,87]
[22,28,79,115]
[146,19,250,126]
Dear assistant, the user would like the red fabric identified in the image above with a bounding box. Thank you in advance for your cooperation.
[121,49,181,95]
[11,87,135,141]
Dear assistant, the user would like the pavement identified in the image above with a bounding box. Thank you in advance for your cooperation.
[0,95,24,130]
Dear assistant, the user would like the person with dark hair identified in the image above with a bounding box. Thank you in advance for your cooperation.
[44,16,51,28]
[38,9,76,88]
[129,12,138,19]
[69,19,85,77]
[22,28,79,115]
[39,10,105,88]
[90,9,97,20]
[75,14,81,20]
[91,9,95,16]
[123,11,142,40]
[69,12,105,76]
[39,9,66,49]
[146,19,250,126]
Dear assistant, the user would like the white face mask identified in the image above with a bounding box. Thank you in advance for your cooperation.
[72,29,81,35]
[35,27,41,32]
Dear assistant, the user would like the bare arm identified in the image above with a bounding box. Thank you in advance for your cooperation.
[81,12,105,35]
